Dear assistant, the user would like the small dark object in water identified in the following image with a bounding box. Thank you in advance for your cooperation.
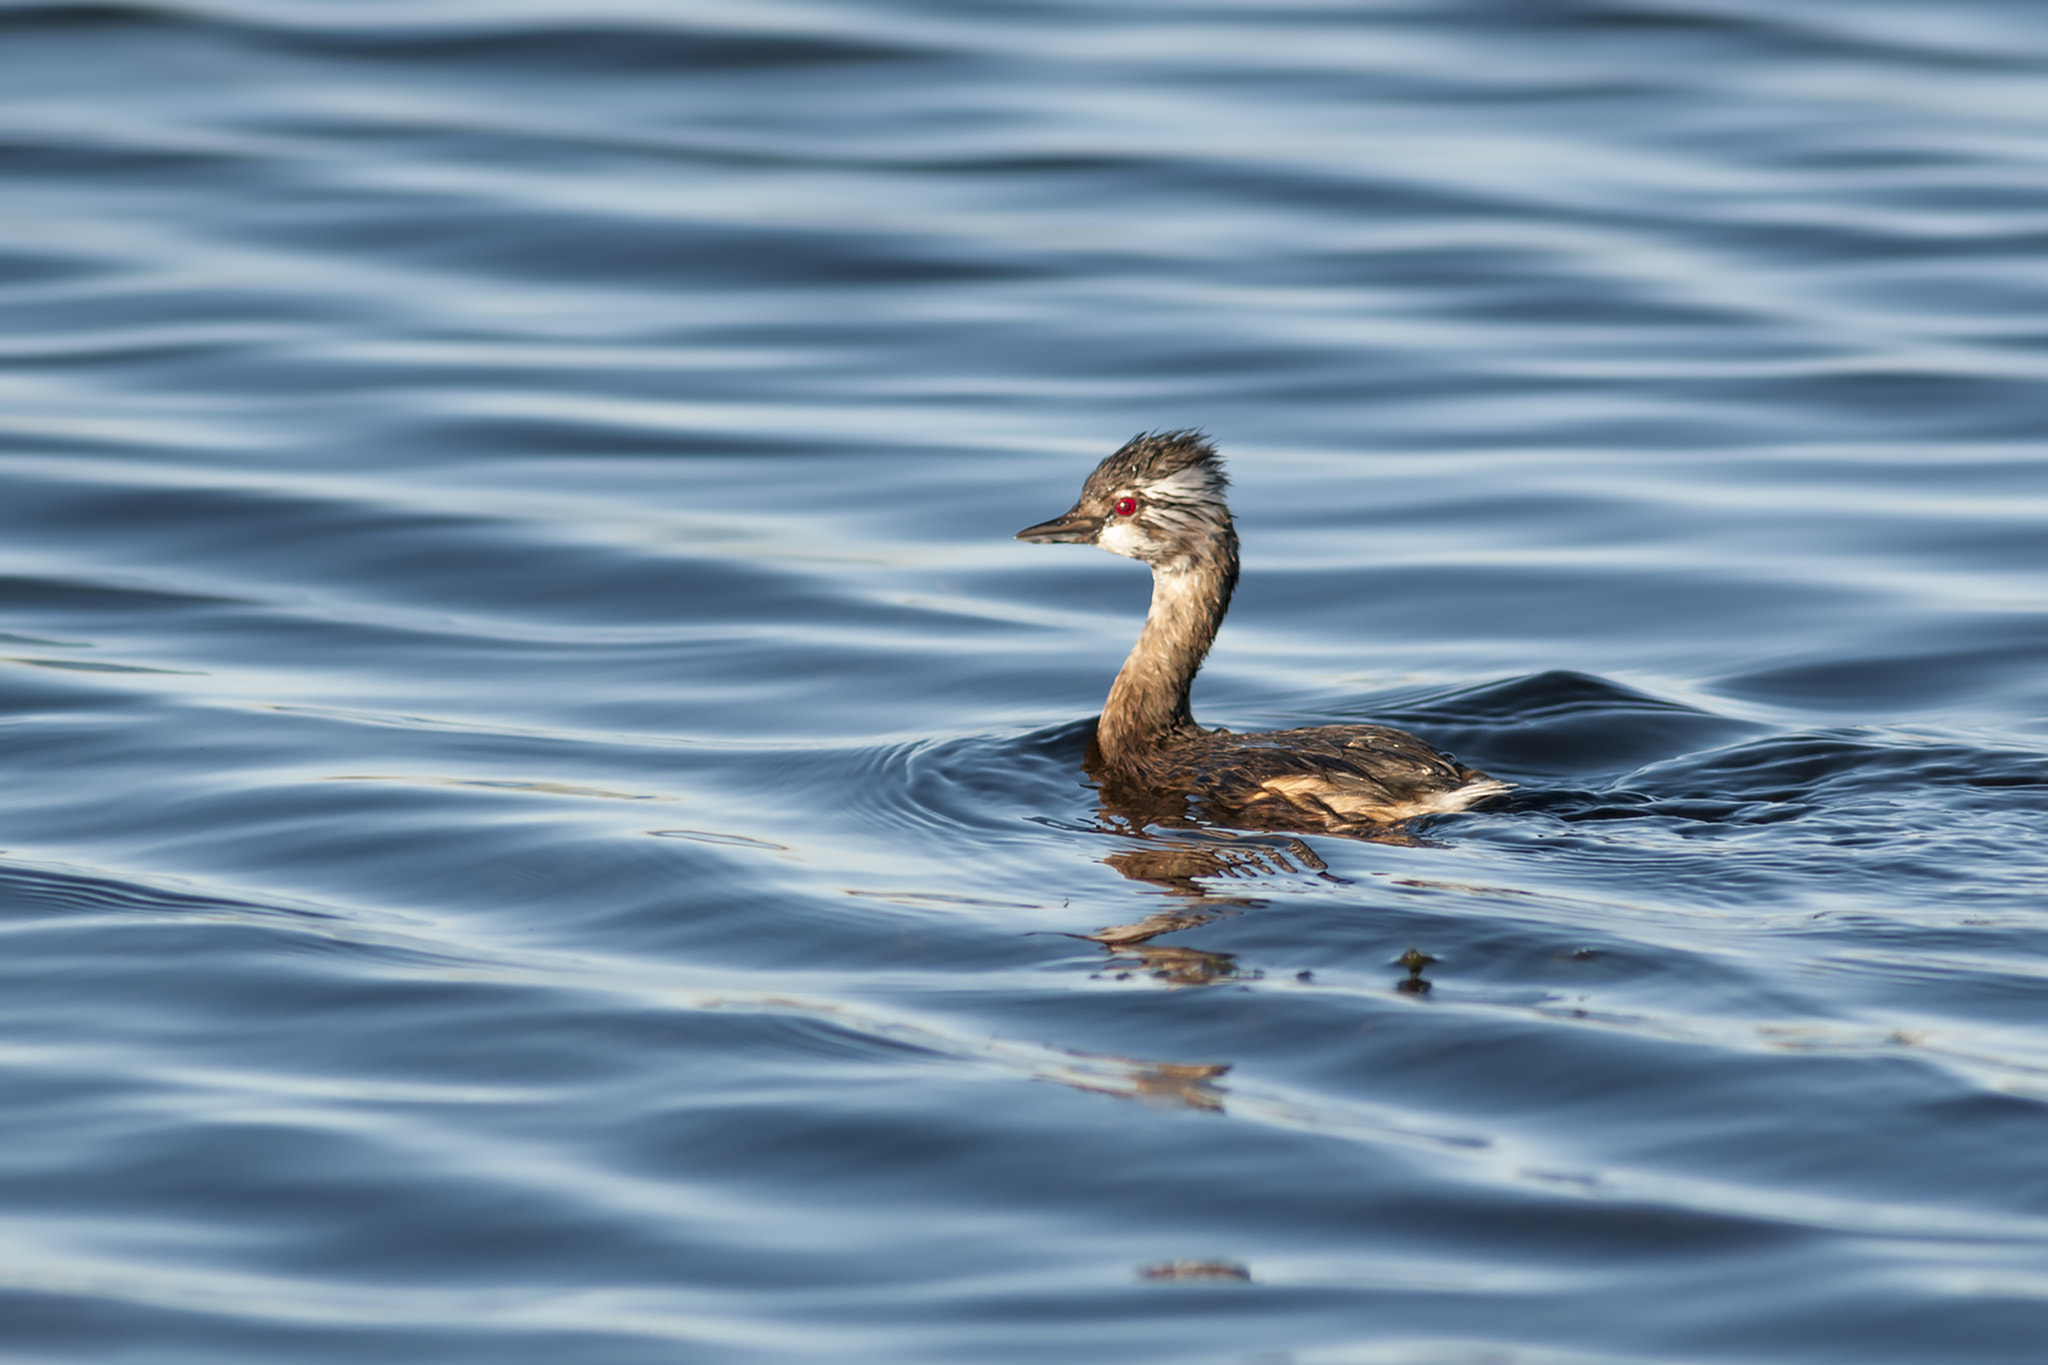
[1397,947,1437,972]
[1396,945,1438,995]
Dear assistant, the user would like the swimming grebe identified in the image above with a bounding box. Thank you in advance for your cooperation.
[1017,431,1508,831]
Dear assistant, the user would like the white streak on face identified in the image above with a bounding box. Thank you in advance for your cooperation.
[1146,465,1221,502]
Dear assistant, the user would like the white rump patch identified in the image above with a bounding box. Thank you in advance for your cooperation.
[1261,773,1511,823]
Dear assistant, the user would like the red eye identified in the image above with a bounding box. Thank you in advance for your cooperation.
[1114,496,1137,517]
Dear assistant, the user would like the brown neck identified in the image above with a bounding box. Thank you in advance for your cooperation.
[1097,543,1238,769]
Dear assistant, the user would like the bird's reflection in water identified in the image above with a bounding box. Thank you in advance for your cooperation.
[1093,934,1241,987]
[1078,792,1440,990]
[1030,808,1448,1119]
[1026,1045,1230,1113]
[1084,839,1325,985]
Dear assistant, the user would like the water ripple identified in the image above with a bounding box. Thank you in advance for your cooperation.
[4,0,2048,1359]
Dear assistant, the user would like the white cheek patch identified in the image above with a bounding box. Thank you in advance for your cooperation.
[1097,520,1149,559]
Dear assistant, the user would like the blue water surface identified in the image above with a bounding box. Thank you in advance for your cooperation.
[3,2,2047,1361]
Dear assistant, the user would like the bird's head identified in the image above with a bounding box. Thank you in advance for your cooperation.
[1016,431,1234,569]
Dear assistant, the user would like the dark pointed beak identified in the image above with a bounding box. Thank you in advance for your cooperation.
[1015,507,1102,543]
